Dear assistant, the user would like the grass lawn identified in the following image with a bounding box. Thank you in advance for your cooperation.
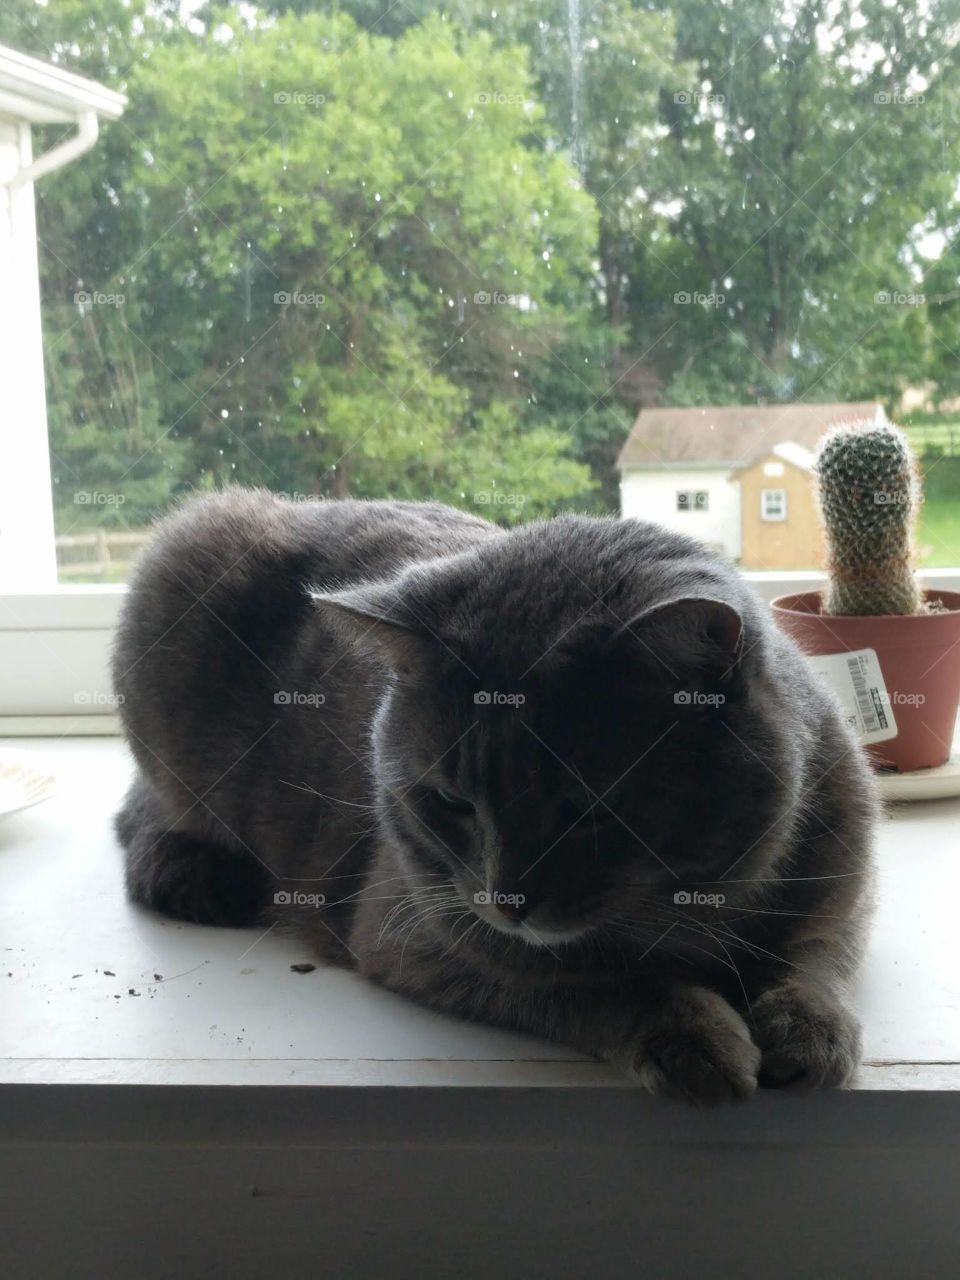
[919,496,960,566]
[917,455,960,567]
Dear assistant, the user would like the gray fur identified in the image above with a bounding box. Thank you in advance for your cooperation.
[113,488,877,1102]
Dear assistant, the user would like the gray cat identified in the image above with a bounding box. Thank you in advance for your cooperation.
[113,489,876,1102]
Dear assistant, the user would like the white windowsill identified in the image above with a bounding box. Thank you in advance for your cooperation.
[2,734,960,1094]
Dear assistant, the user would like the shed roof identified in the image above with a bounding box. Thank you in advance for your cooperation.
[618,402,883,470]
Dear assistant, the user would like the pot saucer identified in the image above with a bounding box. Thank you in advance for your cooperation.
[877,741,960,802]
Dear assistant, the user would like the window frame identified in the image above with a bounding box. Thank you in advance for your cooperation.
[5,570,960,731]
[760,487,788,522]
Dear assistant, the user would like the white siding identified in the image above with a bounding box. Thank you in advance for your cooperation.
[0,118,57,589]
[619,467,742,560]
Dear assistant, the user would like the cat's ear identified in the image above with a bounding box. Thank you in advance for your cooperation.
[614,596,743,678]
[311,584,431,678]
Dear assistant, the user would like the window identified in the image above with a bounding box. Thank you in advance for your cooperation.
[3,2,960,723]
[761,489,787,522]
[677,491,709,513]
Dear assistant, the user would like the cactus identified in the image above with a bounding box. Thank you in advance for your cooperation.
[814,420,922,617]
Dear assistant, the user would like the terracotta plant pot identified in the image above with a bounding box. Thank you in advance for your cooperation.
[771,590,960,773]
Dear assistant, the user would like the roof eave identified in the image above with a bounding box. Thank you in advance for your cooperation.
[619,460,740,472]
[0,43,126,124]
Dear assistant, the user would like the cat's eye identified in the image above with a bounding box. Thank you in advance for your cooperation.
[433,787,475,814]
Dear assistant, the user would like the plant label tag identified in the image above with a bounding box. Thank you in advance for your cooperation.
[805,648,899,745]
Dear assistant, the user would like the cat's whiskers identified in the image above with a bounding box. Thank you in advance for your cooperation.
[608,919,741,976]
[694,922,753,1013]
[712,904,838,921]
[314,869,448,885]
[393,899,464,944]
[277,778,381,815]
[376,885,445,941]
[378,884,463,946]
[377,885,457,943]
[612,892,829,942]
[439,912,481,958]
[697,918,804,972]
[612,884,843,924]
[332,872,449,910]
[396,900,470,974]
[665,914,809,980]
[702,872,863,884]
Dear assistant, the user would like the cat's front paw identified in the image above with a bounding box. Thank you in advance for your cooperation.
[751,980,861,1089]
[619,986,761,1105]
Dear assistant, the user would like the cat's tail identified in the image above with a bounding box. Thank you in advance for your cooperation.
[115,775,273,927]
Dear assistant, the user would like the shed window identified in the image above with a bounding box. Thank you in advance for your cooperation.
[761,488,787,521]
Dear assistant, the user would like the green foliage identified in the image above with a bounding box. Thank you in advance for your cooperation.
[5,0,960,553]
[815,422,922,616]
[12,4,597,527]
[638,0,960,404]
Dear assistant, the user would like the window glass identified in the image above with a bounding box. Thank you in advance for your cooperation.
[761,489,787,522]
[2,0,956,581]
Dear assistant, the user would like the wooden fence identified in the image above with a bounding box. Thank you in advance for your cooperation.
[906,423,960,457]
[56,530,150,580]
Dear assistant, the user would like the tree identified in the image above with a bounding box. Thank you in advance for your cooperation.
[8,0,960,539]
[120,10,597,514]
[637,0,960,404]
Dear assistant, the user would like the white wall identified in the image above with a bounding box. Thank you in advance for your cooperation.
[0,118,58,589]
[620,467,741,560]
